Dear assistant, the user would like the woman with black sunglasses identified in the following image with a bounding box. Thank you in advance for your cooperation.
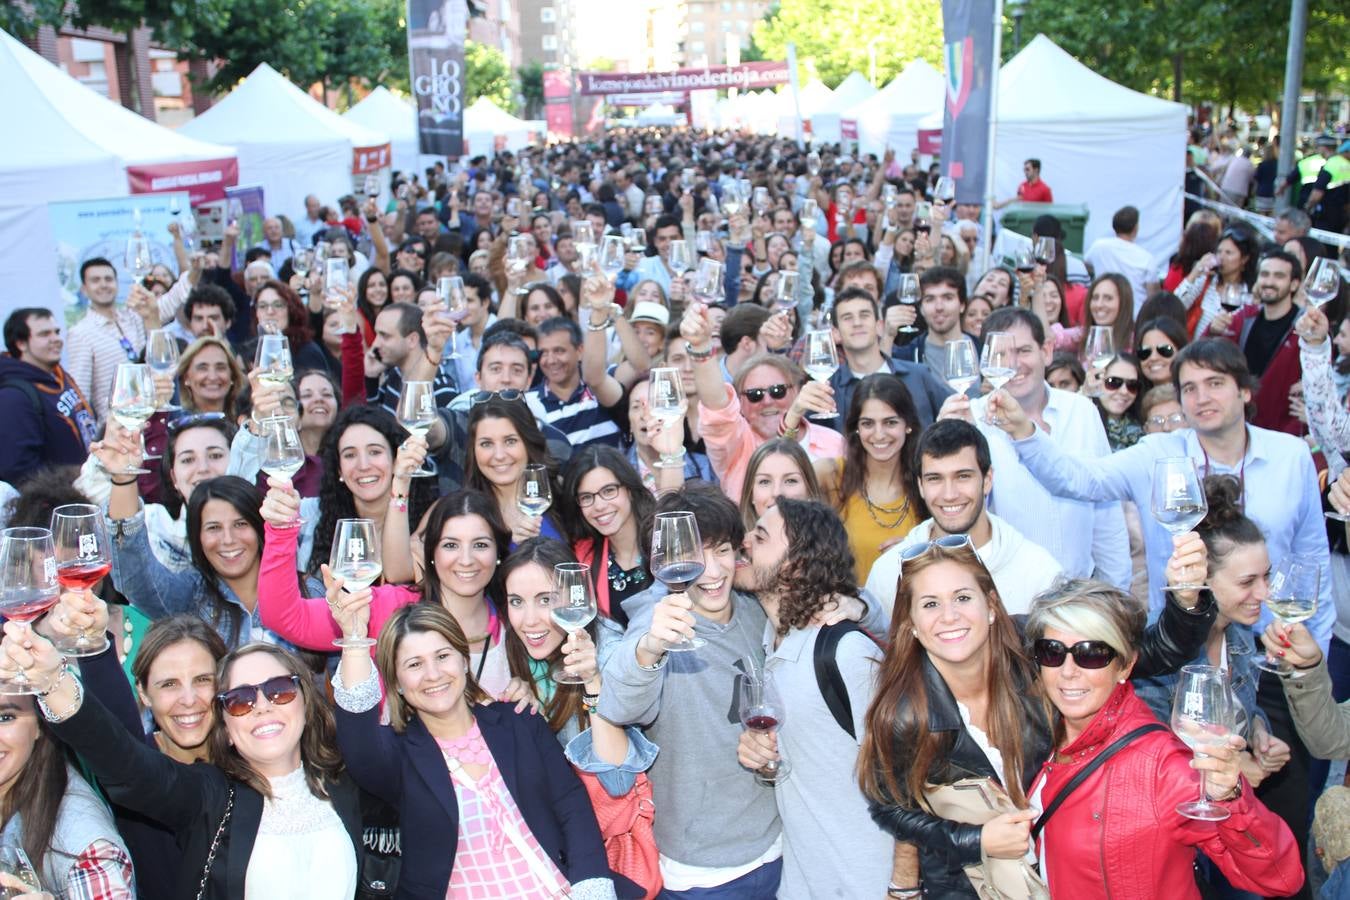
[858,539,1214,898]
[1023,579,1300,899]
[1094,353,1147,451]
[4,629,365,900]
[1133,317,1188,389]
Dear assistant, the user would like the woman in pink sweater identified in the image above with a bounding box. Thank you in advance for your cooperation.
[257,487,515,697]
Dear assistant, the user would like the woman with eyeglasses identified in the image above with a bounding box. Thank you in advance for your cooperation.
[238,280,329,377]
[1178,227,1258,340]
[1094,353,1147,451]
[858,539,1215,898]
[1134,317,1188,388]
[329,601,623,898]
[1141,385,1185,435]
[7,628,365,899]
[464,396,563,548]
[1023,579,1301,900]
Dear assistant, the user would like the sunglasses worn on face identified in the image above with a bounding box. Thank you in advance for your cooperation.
[741,383,789,403]
[217,674,301,717]
[900,533,974,567]
[1136,344,1175,361]
[1104,376,1142,393]
[1032,638,1118,669]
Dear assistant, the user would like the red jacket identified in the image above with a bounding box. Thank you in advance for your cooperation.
[1223,305,1302,435]
[1034,684,1303,900]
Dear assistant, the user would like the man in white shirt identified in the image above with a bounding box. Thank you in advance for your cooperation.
[937,307,1130,587]
[634,215,683,295]
[1084,205,1154,315]
[865,418,1062,615]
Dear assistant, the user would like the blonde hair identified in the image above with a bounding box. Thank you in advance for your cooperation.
[1024,578,1145,663]
[177,336,245,414]
[375,603,489,733]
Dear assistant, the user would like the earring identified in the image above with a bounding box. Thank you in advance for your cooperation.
[988,613,994,624]
[1117,678,1126,684]
[911,628,918,637]
[396,686,404,695]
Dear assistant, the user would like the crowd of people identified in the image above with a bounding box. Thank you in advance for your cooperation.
[0,127,1347,900]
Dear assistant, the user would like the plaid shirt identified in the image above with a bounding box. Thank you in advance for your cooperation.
[65,838,134,899]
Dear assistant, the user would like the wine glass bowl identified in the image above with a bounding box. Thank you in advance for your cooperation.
[1254,555,1319,675]
[108,363,156,476]
[0,528,60,693]
[49,505,112,657]
[328,519,381,649]
[650,511,707,651]
[647,368,688,469]
[516,464,553,517]
[1170,665,1235,821]
[739,671,791,785]
[896,274,920,335]
[549,563,597,685]
[944,338,979,395]
[395,381,439,478]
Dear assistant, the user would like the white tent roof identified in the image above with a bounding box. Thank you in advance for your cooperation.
[464,97,536,154]
[829,72,879,110]
[841,58,944,156]
[180,63,389,219]
[344,86,420,176]
[796,79,835,118]
[999,35,1183,124]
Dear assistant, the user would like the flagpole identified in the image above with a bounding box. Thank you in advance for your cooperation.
[978,0,1004,275]
[787,43,805,148]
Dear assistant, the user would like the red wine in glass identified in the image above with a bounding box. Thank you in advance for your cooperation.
[56,561,111,591]
[744,712,779,731]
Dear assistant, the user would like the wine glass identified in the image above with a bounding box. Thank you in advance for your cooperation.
[49,504,112,657]
[1218,282,1244,313]
[774,271,799,314]
[395,380,438,478]
[799,198,819,232]
[980,331,1016,392]
[575,241,599,277]
[364,175,381,199]
[1255,555,1320,675]
[752,186,771,216]
[1171,664,1236,821]
[571,220,595,247]
[740,670,791,785]
[108,363,156,476]
[516,464,553,517]
[882,184,899,209]
[549,563,598,685]
[913,201,932,236]
[1304,257,1341,308]
[668,240,691,277]
[0,845,42,895]
[124,234,153,281]
[944,338,979,396]
[292,248,313,301]
[328,518,381,649]
[806,151,821,176]
[507,235,532,282]
[721,183,743,218]
[691,258,724,306]
[260,416,306,481]
[438,276,468,361]
[1081,326,1115,397]
[0,528,59,695]
[254,334,293,392]
[1150,456,1212,592]
[1013,246,1036,274]
[626,228,647,254]
[648,368,687,469]
[1033,235,1057,267]
[145,329,180,412]
[649,511,706,651]
[933,176,957,204]
[600,235,626,282]
[897,273,920,335]
[323,257,350,310]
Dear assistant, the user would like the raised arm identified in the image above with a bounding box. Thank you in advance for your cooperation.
[256,509,343,650]
[580,275,626,408]
[363,198,391,274]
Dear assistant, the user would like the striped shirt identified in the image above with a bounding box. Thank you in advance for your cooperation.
[367,364,458,418]
[525,380,622,449]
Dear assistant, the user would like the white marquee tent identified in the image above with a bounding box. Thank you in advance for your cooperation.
[0,28,237,316]
[775,80,834,139]
[841,59,944,159]
[179,64,389,221]
[811,71,878,145]
[463,97,536,156]
[343,86,420,177]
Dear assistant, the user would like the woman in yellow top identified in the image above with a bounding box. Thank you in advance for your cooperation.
[816,374,925,582]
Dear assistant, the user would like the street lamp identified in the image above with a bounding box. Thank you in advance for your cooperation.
[866,37,881,87]
[1007,0,1028,54]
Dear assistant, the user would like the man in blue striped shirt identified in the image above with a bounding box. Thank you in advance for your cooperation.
[526,316,624,449]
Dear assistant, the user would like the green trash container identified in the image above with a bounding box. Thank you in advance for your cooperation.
[998,203,1091,254]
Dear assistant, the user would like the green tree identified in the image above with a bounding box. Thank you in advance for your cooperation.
[518,61,545,119]
[465,41,514,111]
[750,0,944,87]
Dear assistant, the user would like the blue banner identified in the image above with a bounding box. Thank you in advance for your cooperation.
[940,0,998,204]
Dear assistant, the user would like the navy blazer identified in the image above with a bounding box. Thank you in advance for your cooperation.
[336,700,618,899]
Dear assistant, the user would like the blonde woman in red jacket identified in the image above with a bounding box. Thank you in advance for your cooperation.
[1024,579,1303,899]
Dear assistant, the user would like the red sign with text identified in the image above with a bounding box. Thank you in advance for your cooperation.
[126,157,239,205]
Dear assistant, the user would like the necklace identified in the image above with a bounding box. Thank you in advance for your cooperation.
[860,484,910,529]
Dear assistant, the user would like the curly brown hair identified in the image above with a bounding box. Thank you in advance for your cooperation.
[763,497,858,638]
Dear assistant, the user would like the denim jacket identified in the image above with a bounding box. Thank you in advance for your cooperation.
[107,505,297,651]
[1134,619,1270,735]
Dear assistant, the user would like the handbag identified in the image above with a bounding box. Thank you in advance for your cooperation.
[1185,273,1214,339]
[195,786,234,900]
[921,778,1049,900]
[575,770,662,900]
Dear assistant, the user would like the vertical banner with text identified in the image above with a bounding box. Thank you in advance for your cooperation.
[407,0,466,157]
[940,0,997,203]
[543,69,575,139]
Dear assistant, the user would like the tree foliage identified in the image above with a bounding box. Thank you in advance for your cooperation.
[518,61,545,118]
[750,0,944,88]
[465,41,513,110]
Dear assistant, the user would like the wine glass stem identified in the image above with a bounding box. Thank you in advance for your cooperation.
[1197,767,1207,806]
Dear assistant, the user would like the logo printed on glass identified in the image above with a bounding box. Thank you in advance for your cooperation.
[526,481,538,498]
[78,533,98,559]
[1182,691,1205,720]
[570,584,585,603]
[419,394,434,414]
[348,539,364,560]
[43,558,56,582]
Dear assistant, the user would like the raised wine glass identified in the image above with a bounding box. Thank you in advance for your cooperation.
[49,504,112,657]
[291,248,313,303]
[1150,457,1211,593]
[395,380,438,478]
[773,271,799,314]
[691,258,724,306]
[799,198,819,233]
[1032,235,1057,267]
[108,363,156,476]
[933,176,957,204]
[649,511,706,651]
[1254,555,1320,675]
[668,240,691,278]
[944,338,979,396]
[897,273,920,335]
[1304,257,1340,308]
[740,670,791,785]
[328,519,381,649]
[516,464,553,518]
[1170,665,1235,821]
[145,329,180,413]
[323,257,349,310]
[1081,326,1115,397]
[647,368,687,469]
[549,563,598,685]
[254,334,293,393]
[0,528,59,694]
[600,235,626,282]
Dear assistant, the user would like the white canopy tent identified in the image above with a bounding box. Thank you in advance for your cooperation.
[0,28,236,317]
[635,102,683,128]
[840,59,944,159]
[179,63,389,221]
[343,86,423,177]
[992,35,1186,260]
[811,71,878,145]
[774,80,834,139]
[463,97,535,156]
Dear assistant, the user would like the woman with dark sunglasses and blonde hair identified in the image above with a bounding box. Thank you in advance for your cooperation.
[858,539,1215,898]
[3,625,364,899]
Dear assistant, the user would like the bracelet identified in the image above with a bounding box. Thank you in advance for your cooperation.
[109,476,139,487]
[37,668,83,723]
[778,415,801,440]
[685,341,715,362]
[36,664,71,698]
[587,316,614,332]
[887,887,922,899]
[389,491,408,513]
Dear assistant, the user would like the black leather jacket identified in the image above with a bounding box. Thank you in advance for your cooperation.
[867,594,1215,897]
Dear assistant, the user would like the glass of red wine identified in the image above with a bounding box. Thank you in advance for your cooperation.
[0,527,60,694]
[739,670,790,785]
[50,504,111,657]
[649,511,707,652]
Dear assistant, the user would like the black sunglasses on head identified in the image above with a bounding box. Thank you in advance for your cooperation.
[741,383,789,403]
[1136,344,1175,361]
[1032,638,1118,669]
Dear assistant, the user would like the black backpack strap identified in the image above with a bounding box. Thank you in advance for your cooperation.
[814,621,865,739]
[0,378,47,443]
[1031,723,1166,841]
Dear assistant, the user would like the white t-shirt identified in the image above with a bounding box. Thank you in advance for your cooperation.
[1084,236,1153,315]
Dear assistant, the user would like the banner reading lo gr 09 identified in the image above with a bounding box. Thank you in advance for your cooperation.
[406,0,467,157]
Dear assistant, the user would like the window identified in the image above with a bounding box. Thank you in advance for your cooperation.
[691,40,705,53]
[690,20,705,32]
[540,6,556,22]
[541,34,558,50]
